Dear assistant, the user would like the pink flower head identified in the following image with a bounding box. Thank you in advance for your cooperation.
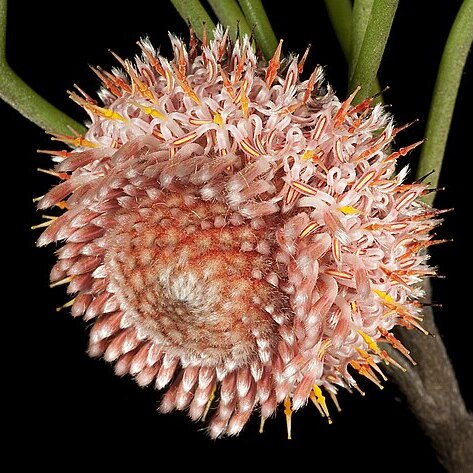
[37,26,441,438]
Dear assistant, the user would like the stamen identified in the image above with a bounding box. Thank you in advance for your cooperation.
[283,396,293,440]
[49,276,74,288]
[312,385,332,423]
[265,39,283,87]
[297,43,311,74]
[299,221,321,239]
[202,384,217,422]
[56,298,76,312]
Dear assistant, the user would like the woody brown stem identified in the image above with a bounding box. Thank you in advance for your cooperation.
[386,280,473,472]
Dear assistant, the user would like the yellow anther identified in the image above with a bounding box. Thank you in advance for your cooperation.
[70,92,126,122]
[164,68,174,92]
[56,201,69,210]
[213,112,223,127]
[309,392,325,417]
[356,347,388,381]
[338,205,361,215]
[96,106,126,122]
[241,98,249,119]
[312,385,332,424]
[238,80,249,118]
[317,338,332,359]
[50,134,98,149]
[132,102,166,121]
[351,360,384,390]
[283,396,293,440]
[357,330,382,355]
[302,149,316,160]
[373,288,396,305]
[202,385,216,422]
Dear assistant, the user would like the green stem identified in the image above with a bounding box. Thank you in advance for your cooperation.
[350,0,381,99]
[169,0,216,40]
[0,0,85,134]
[325,0,381,100]
[0,68,85,135]
[348,0,398,103]
[207,0,252,41]
[237,0,278,59]
[350,0,374,81]
[417,0,473,205]
[324,0,353,62]
[0,0,5,63]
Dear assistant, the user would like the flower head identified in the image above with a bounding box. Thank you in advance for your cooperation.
[37,26,441,437]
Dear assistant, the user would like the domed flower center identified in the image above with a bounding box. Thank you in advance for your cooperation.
[105,193,287,368]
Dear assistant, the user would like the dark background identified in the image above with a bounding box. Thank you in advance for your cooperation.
[3,1,471,470]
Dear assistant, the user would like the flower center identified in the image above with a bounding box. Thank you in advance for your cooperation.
[105,193,287,368]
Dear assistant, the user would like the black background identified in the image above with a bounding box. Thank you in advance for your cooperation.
[3,1,471,470]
